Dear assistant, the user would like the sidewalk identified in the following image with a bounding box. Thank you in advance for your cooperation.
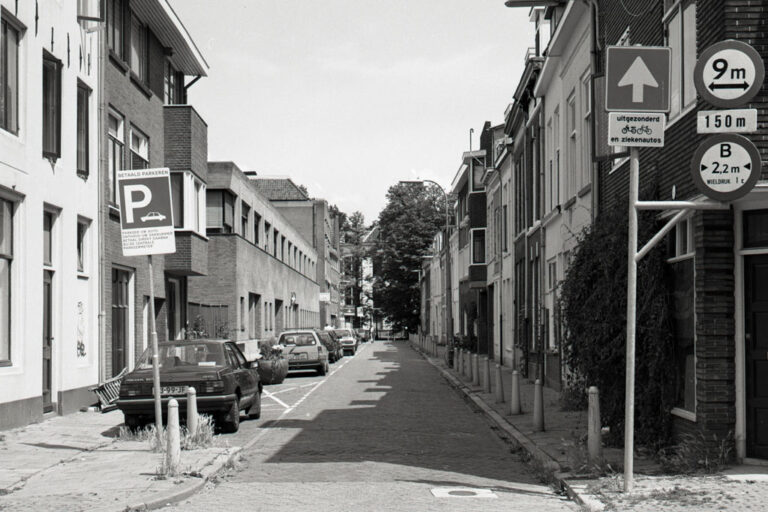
[0,410,240,512]
[411,341,768,511]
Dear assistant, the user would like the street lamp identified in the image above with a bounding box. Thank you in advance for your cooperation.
[399,179,453,359]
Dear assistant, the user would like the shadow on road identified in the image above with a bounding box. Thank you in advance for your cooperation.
[256,342,540,485]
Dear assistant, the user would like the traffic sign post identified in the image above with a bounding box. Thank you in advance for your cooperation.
[116,168,177,441]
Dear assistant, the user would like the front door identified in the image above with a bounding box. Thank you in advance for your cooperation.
[111,269,130,376]
[42,270,53,412]
[745,254,768,458]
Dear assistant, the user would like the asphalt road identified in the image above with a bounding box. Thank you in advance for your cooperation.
[165,341,577,512]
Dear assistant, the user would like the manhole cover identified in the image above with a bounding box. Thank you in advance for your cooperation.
[431,487,498,499]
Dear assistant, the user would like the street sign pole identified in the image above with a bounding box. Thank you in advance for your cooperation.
[148,254,163,443]
[624,147,639,492]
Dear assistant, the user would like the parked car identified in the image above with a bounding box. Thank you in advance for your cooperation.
[117,339,262,433]
[333,329,358,355]
[321,329,344,362]
[355,328,370,342]
[279,330,330,374]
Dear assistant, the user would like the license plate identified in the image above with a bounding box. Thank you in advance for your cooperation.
[153,385,188,396]
[289,353,307,360]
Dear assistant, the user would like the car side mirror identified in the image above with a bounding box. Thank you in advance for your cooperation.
[245,360,258,369]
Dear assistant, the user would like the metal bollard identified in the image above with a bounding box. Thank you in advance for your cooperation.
[588,386,603,463]
[494,364,505,403]
[472,354,480,386]
[483,356,492,393]
[187,387,198,437]
[166,399,181,475]
[533,379,545,432]
[509,370,521,415]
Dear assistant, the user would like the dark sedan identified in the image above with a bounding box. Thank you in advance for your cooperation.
[117,339,262,433]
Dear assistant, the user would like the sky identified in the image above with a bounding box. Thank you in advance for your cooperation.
[173,1,536,225]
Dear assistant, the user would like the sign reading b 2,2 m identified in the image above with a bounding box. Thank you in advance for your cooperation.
[690,134,762,202]
[117,168,176,257]
[694,40,765,108]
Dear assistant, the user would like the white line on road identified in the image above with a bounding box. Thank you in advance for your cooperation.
[261,389,290,409]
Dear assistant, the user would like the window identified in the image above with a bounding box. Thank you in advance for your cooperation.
[42,52,62,159]
[471,229,486,265]
[1,13,21,134]
[130,126,149,169]
[567,91,577,198]
[241,202,250,239]
[254,213,261,245]
[743,210,768,248]
[170,173,184,228]
[76,83,90,178]
[553,106,561,206]
[273,230,279,257]
[107,111,124,203]
[164,61,179,105]
[667,216,695,413]
[193,180,202,232]
[77,219,89,273]
[206,190,234,234]
[548,260,557,291]
[0,198,13,365]
[665,1,697,119]
[107,0,124,59]
[264,221,270,250]
[281,236,286,261]
[581,71,592,189]
[129,12,147,81]
[502,204,508,252]
[43,211,55,267]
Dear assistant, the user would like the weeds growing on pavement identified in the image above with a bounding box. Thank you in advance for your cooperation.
[118,413,216,452]
[562,430,616,477]
[658,430,734,474]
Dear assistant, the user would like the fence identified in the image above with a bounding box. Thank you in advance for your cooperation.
[188,303,230,339]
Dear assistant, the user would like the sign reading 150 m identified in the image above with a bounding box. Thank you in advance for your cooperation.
[117,168,176,257]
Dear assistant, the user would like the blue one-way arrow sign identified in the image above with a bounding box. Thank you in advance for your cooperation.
[606,46,671,112]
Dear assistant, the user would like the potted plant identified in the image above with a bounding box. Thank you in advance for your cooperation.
[256,338,288,385]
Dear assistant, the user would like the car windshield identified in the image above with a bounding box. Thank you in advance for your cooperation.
[279,333,315,346]
[334,330,352,337]
[135,342,226,369]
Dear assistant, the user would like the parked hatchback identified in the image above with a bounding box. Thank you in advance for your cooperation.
[117,339,262,433]
[279,330,330,375]
[333,329,358,355]
[321,329,344,362]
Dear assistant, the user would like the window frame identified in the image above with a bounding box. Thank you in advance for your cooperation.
[1,9,24,135]
[129,11,148,83]
[129,125,149,169]
[107,109,125,204]
[107,0,125,60]
[470,228,486,265]
[42,51,62,160]
[0,196,14,366]
[664,0,697,123]
[76,81,91,178]
[77,217,90,274]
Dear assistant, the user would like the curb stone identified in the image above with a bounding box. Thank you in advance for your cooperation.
[123,446,242,512]
[410,343,597,511]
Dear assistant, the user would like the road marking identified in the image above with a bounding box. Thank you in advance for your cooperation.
[267,386,298,395]
[261,389,290,409]
[431,487,498,499]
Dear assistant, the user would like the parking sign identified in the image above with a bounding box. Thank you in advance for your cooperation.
[117,168,176,256]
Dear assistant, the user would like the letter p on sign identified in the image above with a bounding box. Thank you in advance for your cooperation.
[123,184,152,224]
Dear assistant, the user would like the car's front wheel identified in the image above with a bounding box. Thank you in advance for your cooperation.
[219,397,241,433]
[317,361,328,376]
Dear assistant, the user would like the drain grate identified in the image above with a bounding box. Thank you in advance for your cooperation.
[431,487,498,499]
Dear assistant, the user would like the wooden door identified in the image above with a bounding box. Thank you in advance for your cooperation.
[745,254,768,458]
[42,270,53,412]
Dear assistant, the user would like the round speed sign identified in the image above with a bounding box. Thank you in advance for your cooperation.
[690,134,762,202]
[694,40,765,108]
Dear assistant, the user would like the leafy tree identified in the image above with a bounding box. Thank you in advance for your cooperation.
[559,193,676,449]
[339,211,367,328]
[371,182,444,332]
